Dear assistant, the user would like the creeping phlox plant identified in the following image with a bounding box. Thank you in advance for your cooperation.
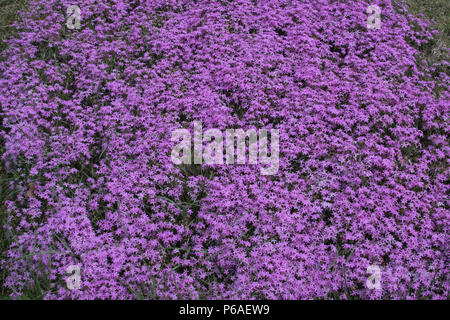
[0,0,448,299]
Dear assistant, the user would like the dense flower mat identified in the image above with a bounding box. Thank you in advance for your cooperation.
[0,0,448,299]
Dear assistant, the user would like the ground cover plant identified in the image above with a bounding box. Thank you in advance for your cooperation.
[0,0,448,299]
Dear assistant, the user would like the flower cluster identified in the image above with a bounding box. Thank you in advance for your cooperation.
[0,0,448,299]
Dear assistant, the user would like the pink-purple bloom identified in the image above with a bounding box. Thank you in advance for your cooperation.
[0,0,448,299]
